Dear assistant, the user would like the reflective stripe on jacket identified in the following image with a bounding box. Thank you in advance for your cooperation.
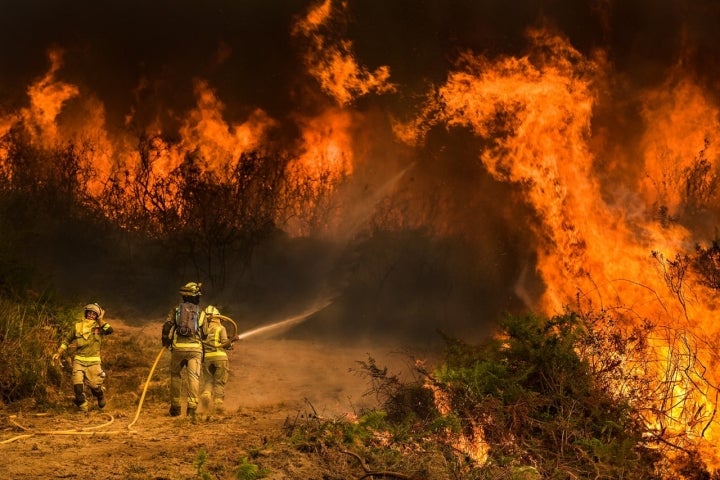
[59,320,113,364]
[203,322,229,359]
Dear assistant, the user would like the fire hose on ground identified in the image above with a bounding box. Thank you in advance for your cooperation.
[0,412,120,444]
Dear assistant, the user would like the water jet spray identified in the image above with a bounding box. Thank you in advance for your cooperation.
[235,298,334,340]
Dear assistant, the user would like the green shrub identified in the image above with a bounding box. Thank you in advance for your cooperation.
[433,313,659,479]
[235,457,267,480]
[0,297,71,405]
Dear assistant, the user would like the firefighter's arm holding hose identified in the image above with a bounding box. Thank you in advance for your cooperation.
[218,318,240,350]
[218,334,241,350]
[201,307,240,350]
[207,327,239,350]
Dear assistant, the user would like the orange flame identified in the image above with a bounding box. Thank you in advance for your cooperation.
[178,80,277,176]
[401,26,720,466]
[293,0,396,106]
[283,108,356,236]
[639,75,720,218]
[20,48,80,148]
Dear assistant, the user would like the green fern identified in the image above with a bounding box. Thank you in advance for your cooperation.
[235,456,267,480]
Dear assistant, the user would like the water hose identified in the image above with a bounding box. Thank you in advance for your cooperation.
[127,346,167,429]
[1,413,118,444]
[215,314,238,339]
[4,344,169,441]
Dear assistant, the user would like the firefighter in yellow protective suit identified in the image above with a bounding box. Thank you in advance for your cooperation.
[161,282,206,418]
[52,303,113,412]
[200,305,239,413]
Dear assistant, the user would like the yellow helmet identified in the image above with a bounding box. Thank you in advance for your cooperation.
[204,305,220,317]
[179,282,202,297]
[84,303,103,318]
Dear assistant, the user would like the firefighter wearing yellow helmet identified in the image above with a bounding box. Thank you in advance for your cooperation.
[161,282,205,418]
[52,303,113,412]
[199,305,239,414]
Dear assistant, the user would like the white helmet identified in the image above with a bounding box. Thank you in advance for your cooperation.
[84,303,103,318]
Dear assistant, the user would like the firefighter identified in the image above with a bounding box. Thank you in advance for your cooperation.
[52,303,113,412]
[161,282,205,419]
[199,305,239,414]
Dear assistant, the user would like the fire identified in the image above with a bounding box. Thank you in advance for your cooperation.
[418,28,611,314]
[0,48,116,197]
[292,0,396,106]
[283,108,356,236]
[291,108,355,181]
[639,75,720,220]
[2,1,720,472]
[399,26,720,466]
[0,115,16,173]
[20,48,80,148]
[177,80,277,176]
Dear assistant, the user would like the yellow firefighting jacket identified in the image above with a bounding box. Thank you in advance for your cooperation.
[203,320,230,360]
[59,319,113,364]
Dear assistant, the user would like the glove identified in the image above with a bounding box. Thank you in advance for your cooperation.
[234,335,241,342]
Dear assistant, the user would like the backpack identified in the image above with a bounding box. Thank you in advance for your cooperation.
[175,302,200,337]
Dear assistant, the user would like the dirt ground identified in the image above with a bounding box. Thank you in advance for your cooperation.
[0,319,423,479]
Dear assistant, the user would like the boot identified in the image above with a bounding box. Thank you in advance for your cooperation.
[73,384,88,412]
[187,406,197,423]
[169,405,181,417]
[91,387,106,409]
[214,399,225,414]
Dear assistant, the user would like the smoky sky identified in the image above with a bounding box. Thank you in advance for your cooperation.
[2,0,719,123]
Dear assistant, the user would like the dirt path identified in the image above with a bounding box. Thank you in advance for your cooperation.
[1,319,419,479]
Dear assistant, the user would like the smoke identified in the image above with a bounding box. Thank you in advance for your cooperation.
[2,0,720,348]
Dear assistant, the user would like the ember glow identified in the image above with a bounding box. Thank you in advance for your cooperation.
[2,0,720,470]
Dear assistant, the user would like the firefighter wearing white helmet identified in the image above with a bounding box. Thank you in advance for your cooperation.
[161,282,205,418]
[199,305,239,414]
[52,303,113,412]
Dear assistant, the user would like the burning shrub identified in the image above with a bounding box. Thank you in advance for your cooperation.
[430,313,662,479]
[693,239,720,290]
